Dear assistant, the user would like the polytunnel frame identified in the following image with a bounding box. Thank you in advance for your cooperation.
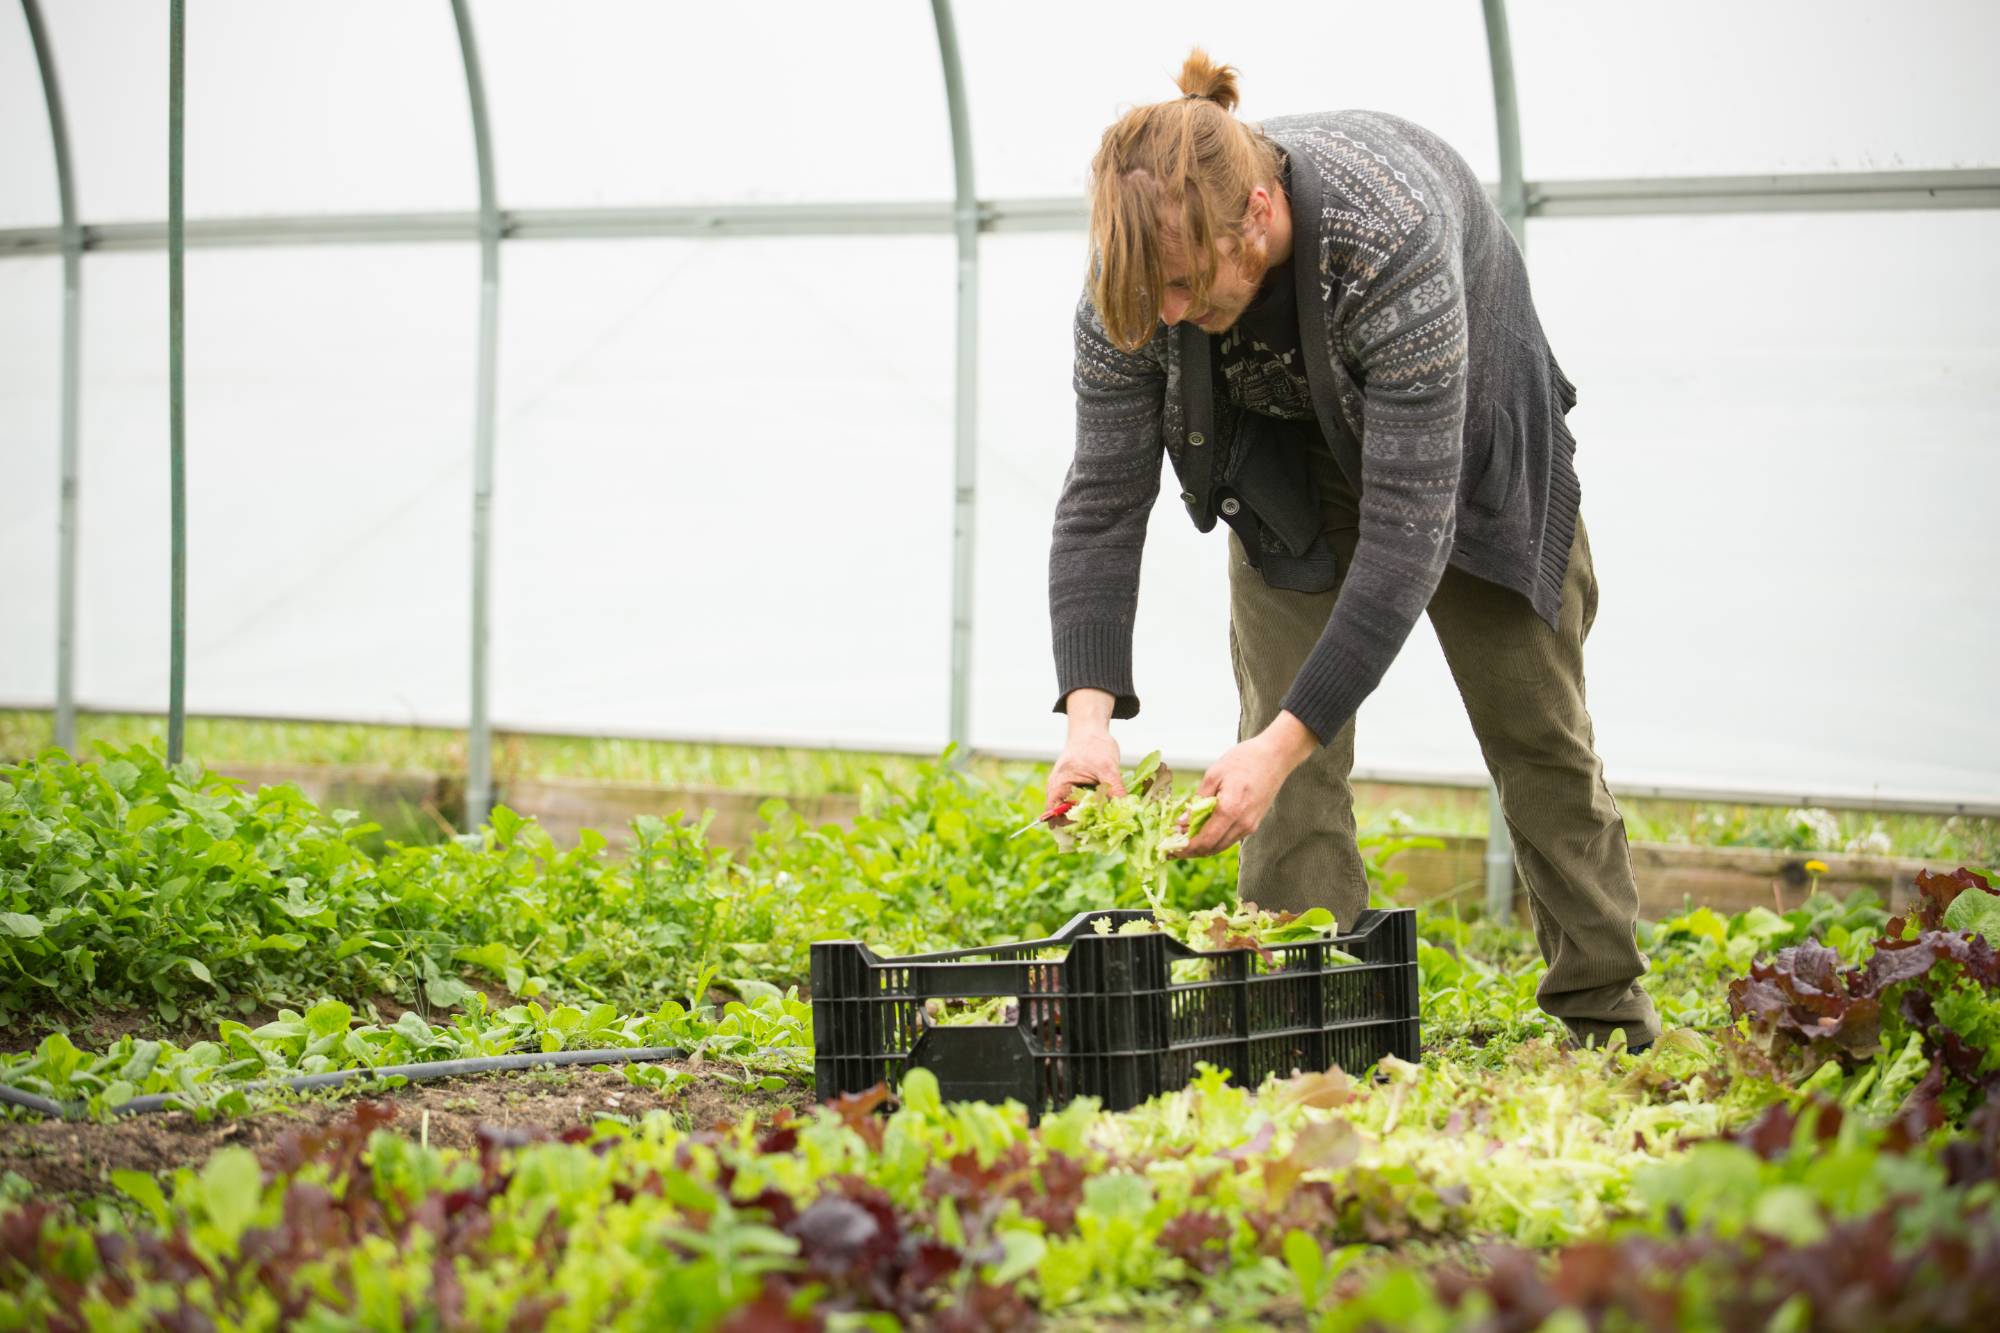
[19,0,78,756]
[10,0,2000,835]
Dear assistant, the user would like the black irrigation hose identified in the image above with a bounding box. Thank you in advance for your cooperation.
[0,1084,66,1119]
[0,1045,693,1122]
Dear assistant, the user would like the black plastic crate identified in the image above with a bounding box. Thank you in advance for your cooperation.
[810,907,1419,1117]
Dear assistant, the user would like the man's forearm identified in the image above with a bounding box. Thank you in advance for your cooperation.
[1258,709,1319,769]
[1064,688,1118,738]
[1049,294,1167,724]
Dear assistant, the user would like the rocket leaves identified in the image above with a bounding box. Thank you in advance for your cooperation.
[0,744,1241,1034]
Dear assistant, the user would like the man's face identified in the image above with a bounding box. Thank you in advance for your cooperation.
[1156,224,1271,335]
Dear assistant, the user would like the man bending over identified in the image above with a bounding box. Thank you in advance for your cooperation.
[1044,50,1657,1052]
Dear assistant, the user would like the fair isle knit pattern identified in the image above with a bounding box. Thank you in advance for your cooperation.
[1275,120,1468,741]
[1050,110,1583,744]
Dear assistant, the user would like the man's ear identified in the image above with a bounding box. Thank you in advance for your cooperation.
[1248,185,1274,227]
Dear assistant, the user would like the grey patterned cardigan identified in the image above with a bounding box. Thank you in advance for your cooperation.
[1049,110,1581,743]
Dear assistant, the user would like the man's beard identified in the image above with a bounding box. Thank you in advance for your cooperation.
[1199,231,1270,330]
[1235,229,1271,291]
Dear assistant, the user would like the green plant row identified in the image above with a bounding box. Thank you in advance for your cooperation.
[0,745,1246,1032]
[0,743,1921,1125]
[1299,1096,2000,1332]
[0,1037,1752,1329]
[7,709,1991,862]
[0,989,811,1121]
[3,745,1997,1329]
[1412,888,1890,1057]
[0,885,1883,1125]
[0,710,968,801]
[5,1029,1996,1331]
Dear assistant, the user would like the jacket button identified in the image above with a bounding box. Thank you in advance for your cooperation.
[1188,431,1206,446]
[1219,497,1241,516]
[1180,491,1197,505]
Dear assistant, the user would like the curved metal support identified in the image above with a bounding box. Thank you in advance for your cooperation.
[1481,0,1526,920]
[450,0,501,829]
[21,0,82,751]
[1482,0,1527,248]
[930,0,979,756]
[167,0,187,763]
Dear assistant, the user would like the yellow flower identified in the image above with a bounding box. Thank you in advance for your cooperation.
[1804,859,1829,875]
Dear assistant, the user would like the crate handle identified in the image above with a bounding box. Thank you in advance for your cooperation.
[906,960,1040,999]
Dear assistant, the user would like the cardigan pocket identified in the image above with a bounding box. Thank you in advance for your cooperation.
[1469,399,1522,516]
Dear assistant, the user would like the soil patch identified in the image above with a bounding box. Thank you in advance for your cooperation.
[0,1007,177,1055]
[0,979,534,1056]
[357,976,532,1028]
[0,1064,812,1200]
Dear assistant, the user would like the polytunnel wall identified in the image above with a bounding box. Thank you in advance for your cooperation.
[2,0,1997,807]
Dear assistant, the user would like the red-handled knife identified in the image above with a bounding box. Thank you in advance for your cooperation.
[1010,798,1078,839]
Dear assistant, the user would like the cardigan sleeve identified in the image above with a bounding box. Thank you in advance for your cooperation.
[1278,212,1470,742]
[1048,291,1168,719]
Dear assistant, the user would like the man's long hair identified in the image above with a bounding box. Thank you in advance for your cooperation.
[1087,49,1285,352]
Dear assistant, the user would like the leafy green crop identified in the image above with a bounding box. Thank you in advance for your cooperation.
[1093,903,1360,983]
[1303,1097,2000,1331]
[4,744,1999,1330]
[1731,869,2000,1128]
[0,989,810,1120]
[1092,902,1345,951]
[1945,882,2000,946]
[0,747,404,1025]
[1047,751,1218,906]
[921,904,1355,1026]
[0,1039,1768,1330]
[0,746,1241,1032]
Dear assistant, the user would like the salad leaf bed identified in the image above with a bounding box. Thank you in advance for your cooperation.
[0,747,1996,1329]
[0,746,1241,1036]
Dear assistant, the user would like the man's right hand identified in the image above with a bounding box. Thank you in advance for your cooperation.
[1047,688,1128,811]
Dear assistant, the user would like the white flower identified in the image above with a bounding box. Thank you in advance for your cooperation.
[1785,807,1842,850]
[1845,826,1894,857]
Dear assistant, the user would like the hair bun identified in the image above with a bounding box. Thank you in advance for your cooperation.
[1174,48,1241,113]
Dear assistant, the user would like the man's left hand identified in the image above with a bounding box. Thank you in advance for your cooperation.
[1175,711,1320,858]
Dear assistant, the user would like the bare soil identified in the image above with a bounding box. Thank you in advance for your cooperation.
[0,1006,175,1055]
[0,978,533,1056]
[0,1063,812,1201]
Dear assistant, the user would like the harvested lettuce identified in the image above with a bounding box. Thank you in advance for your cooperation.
[921,994,1019,1027]
[1092,903,1361,975]
[1048,751,1219,907]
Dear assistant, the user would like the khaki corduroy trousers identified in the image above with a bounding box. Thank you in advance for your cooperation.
[1227,454,1659,1046]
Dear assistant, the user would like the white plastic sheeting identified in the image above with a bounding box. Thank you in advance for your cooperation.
[476,1,954,208]
[2,1,1997,804]
[953,1,1502,196]
[488,237,957,749]
[1509,2,2000,178]
[1526,211,2000,798]
[0,260,62,690]
[45,247,478,722]
[14,0,474,221]
[0,3,57,228]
